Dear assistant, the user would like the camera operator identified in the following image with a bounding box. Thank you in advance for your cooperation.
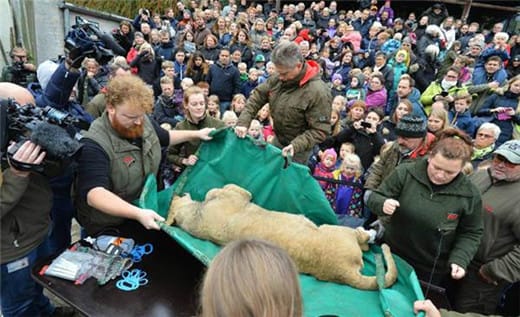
[0,83,74,317]
[132,8,157,33]
[1,47,37,88]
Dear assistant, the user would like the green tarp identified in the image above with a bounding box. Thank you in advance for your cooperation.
[138,128,424,316]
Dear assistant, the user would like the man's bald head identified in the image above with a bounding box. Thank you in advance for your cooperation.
[0,83,35,105]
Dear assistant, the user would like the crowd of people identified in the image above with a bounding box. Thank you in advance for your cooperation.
[1,0,519,316]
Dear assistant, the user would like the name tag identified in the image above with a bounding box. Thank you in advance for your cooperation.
[6,257,29,274]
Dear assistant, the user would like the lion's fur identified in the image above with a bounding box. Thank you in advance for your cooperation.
[166,184,398,290]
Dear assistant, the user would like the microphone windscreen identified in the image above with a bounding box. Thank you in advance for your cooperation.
[30,122,81,159]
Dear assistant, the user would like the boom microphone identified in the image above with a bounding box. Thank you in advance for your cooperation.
[30,122,82,159]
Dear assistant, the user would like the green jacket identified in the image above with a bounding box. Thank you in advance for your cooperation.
[470,169,520,283]
[420,81,468,113]
[167,115,225,167]
[76,112,161,235]
[236,60,331,155]
[1,169,52,263]
[367,158,483,275]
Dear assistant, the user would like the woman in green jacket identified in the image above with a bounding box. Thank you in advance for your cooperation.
[367,128,483,287]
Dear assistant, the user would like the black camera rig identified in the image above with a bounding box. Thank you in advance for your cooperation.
[0,99,83,174]
[65,16,114,66]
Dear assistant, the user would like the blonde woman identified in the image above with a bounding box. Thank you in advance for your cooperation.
[200,239,303,317]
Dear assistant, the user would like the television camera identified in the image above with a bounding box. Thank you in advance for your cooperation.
[0,99,84,175]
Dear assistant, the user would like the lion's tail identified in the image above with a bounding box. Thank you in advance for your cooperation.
[345,243,398,290]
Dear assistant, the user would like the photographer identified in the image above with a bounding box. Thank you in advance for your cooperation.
[0,83,73,316]
[320,108,385,171]
[132,8,156,32]
[1,47,37,88]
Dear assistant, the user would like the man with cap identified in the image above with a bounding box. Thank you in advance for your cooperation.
[454,140,520,315]
[364,114,436,226]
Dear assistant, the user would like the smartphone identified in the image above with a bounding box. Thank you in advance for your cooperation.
[360,121,372,128]
[440,91,449,97]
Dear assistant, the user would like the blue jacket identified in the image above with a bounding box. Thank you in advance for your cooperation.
[36,62,94,127]
[448,109,480,138]
[207,62,241,102]
[471,65,508,86]
[476,91,520,146]
[155,41,175,61]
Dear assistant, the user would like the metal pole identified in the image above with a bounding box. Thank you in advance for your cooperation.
[461,0,472,23]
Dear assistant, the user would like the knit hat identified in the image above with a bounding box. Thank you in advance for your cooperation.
[37,60,59,90]
[395,115,427,138]
[494,140,520,164]
[255,54,265,62]
[513,55,520,62]
[332,73,343,82]
[322,148,338,162]
[277,17,284,24]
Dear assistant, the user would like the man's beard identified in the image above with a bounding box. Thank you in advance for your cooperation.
[111,115,144,139]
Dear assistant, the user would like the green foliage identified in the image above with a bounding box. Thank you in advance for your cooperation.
[67,0,177,19]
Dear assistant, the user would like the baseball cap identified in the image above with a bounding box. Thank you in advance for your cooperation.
[494,140,520,164]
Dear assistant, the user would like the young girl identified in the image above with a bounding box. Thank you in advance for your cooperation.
[207,95,221,119]
[330,108,342,137]
[427,108,450,135]
[231,93,247,117]
[380,99,413,142]
[313,148,338,207]
[248,119,264,141]
[256,103,274,142]
[222,110,238,127]
[333,153,365,228]
[345,73,366,103]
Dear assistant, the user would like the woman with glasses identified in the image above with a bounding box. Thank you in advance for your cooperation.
[471,123,501,169]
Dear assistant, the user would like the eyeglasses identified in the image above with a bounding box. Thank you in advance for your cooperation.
[492,155,517,168]
[477,132,494,139]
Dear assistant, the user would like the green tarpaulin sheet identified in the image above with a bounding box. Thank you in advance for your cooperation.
[138,128,424,316]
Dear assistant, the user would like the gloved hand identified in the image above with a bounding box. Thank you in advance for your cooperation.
[369,219,385,242]
[138,50,150,58]
[409,63,420,73]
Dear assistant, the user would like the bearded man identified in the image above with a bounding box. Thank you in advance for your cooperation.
[75,75,213,235]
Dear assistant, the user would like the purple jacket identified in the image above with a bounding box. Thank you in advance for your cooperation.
[365,87,388,111]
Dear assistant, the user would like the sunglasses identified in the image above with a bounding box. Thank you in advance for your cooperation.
[492,155,517,168]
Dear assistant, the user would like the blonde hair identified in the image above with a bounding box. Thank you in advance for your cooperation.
[106,75,153,113]
[340,153,363,178]
[200,239,302,317]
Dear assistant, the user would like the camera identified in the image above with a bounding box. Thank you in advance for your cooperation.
[64,16,114,66]
[1,99,83,174]
[360,121,372,128]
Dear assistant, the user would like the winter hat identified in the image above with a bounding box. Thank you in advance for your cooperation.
[353,73,366,86]
[277,17,284,24]
[494,140,520,164]
[513,55,520,62]
[37,60,59,90]
[134,31,144,39]
[332,73,343,82]
[322,148,338,162]
[395,115,427,138]
[255,54,266,63]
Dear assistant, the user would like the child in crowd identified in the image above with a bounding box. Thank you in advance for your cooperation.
[256,103,274,142]
[335,142,356,169]
[153,76,184,130]
[258,61,275,84]
[222,110,238,127]
[333,153,365,228]
[332,95,347,119]
[241,68,259,98]
[330,73,346,98]
[231,93,247,117]
[237,62,249,84]
[449,92,480,137]
[345,73,366,103]
[207,94,221,119]
[427,107,450,135]
[248,119,264,141]
[313,148,338,207]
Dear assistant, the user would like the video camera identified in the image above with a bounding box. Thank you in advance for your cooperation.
[65,16,114,65]
[0,99,84,175]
